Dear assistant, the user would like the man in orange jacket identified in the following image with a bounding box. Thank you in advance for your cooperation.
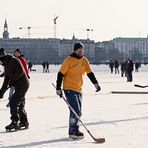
[56,42,101,139]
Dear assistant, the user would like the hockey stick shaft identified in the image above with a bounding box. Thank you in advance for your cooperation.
[52,83,105,143]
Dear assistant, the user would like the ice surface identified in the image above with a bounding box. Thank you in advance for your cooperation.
[0,64,148,148]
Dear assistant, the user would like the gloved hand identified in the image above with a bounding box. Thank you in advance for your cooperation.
[9,80,14,87]
[0,89,4,99]
[94,83,101,92]
[56,89,63,98]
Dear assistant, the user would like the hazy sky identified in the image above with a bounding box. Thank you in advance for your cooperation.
[0,0,148,41]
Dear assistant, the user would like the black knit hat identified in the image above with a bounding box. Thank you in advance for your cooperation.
[0,48,6,58]
[73,43,84,51]
[15,48,21,54]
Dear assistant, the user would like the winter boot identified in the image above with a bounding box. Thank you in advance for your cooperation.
[69,131,84,139]
[6,103,10,107]
[5,121,19,131]
[19,122,29,129]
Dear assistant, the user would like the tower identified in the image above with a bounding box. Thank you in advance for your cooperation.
[3,19,9,39]
[72,33,76,40]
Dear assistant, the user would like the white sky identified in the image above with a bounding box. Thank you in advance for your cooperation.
[0,0,148,41]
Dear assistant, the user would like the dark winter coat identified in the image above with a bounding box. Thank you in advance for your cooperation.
[121,61,125,71]
[0,54,29,93]
[126,60,134,73]
[109,61,114,68]
[114,60,119,68]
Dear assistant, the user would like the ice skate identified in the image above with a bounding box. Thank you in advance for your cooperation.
[19,122,29,130]
[5,122,19,132]
[69,131,84,140]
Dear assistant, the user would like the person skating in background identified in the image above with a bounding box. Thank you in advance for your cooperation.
[114,59,119,74]
[45,61,49,73]
[126,58,134,82]
[135,62,140,72]
[42,61,49,73]
[0,48,30,131]
[6,48,30,107]
[56,43,101,139]
[109,59,114,73]
[120,60,126,77]
[28,60,33,71]
[42,61,46,73]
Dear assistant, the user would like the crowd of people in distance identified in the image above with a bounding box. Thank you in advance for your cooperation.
[109,58,141,82]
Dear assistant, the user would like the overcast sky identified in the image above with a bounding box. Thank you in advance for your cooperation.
[0,0,148,41]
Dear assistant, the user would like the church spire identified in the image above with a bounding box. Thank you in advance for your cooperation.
[3,19,9,39]
[4,19,8,28]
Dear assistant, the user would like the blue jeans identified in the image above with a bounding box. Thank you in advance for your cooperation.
[64,90,82,134]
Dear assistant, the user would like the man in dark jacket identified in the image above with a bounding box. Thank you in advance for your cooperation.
[109,59,114,73]
[0,48,30,131]
[114,59,119,74]
[126,58,134,82]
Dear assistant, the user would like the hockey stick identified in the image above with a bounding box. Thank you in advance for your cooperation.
[111,91,148,94]
[52,83,105,143]
[134,84,148,88]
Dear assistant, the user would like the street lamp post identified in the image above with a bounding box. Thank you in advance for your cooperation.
[27,26,31,38]
[19,26,31,38]
[86,28,93,40]
[53,16,58,38]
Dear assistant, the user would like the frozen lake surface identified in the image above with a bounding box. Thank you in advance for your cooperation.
[0,64,148,148]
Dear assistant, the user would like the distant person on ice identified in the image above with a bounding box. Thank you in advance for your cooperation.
[42,61,46,73]
[126,58,134,82]
[0,48,30,131]
[135,62,140,72]
[42,61,49,73]
[109,59,114,73]
[121,60,126,77]
[28,60,33,71]
[56,43,101,139]
[114,59,119,74]
[45,61,49,73]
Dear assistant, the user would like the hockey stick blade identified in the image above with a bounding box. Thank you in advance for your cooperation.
[94,137,105,143]
[88,130,105,143]
[134,84,148,88]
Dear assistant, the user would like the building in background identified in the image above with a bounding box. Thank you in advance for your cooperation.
[1,20,148,64]
[112,37,148,62]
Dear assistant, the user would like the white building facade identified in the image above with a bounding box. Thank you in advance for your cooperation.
[112,37,148,62]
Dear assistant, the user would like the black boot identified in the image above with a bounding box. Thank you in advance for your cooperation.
[5,121,19,131]
[6,103,10,107]
[69,131,84,139]
[19,122,29,129]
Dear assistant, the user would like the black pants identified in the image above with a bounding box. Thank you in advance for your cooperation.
[126,72,133,82]
[9,87,28,123]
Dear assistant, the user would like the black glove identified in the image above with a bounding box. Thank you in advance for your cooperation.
[0,89,4,99]
[0,72,4,77]
[9,80,15,87]
[94,83,101,92]
[56,89,63,98]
